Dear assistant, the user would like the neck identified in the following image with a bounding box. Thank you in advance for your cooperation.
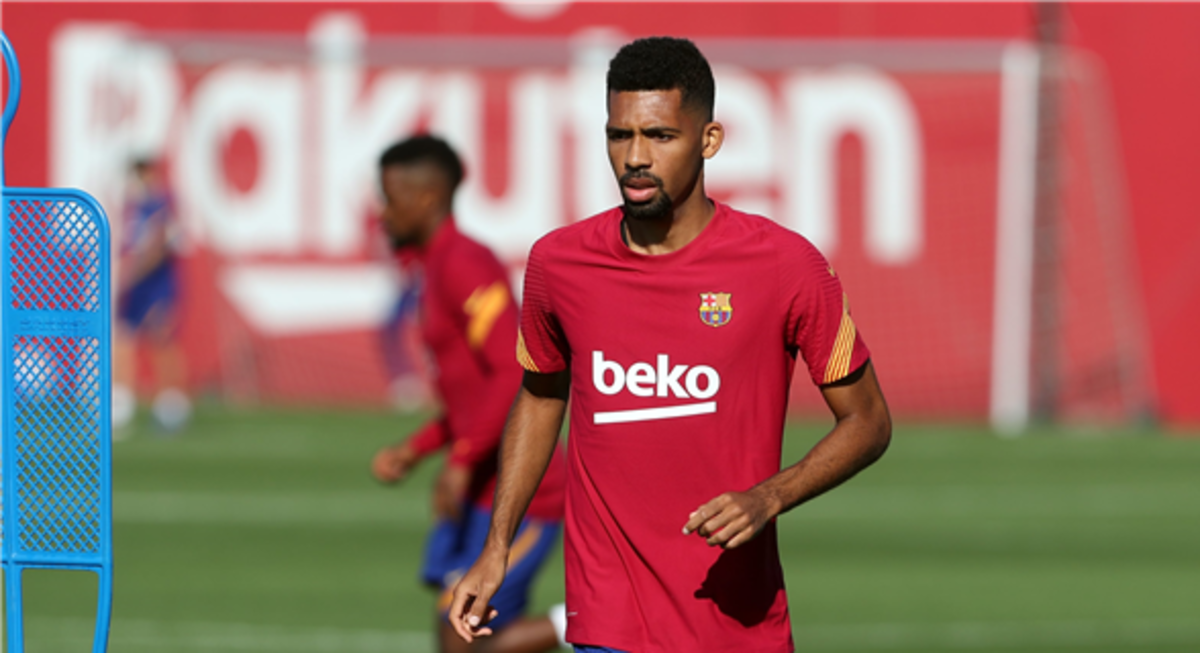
[415,210,451,248]
[622,185,713,256]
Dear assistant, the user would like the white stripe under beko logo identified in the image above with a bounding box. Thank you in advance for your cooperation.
[591,351,720,424]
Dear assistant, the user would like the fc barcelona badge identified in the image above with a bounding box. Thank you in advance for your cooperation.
[699,292,733,327]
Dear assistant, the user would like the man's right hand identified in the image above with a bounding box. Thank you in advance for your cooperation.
[448,545,508,643]
[371,443,419,484]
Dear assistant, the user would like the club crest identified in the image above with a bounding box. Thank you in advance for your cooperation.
[699,292,733,327]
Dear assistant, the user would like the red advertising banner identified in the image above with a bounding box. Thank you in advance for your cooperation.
[5,3,1197,426]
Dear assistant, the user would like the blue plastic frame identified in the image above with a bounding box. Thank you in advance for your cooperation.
[2,30,113,653]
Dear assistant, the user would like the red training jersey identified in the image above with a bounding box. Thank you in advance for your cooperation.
[406,218,565,521]
[517,202,870,652]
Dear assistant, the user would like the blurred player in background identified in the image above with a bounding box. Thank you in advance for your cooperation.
[450,38,892,652]
[370,135,569,653]
[113,157,191,433]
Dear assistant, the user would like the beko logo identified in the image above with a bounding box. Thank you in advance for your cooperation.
[591,351,720,424]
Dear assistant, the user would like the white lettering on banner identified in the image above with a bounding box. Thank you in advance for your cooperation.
[51,26,180,218]
[706,65,778,218]
[569,29,625,219]
[497,0,573,21]
[179,63,305,256]
[313,13,426,256]
[50,16,927,336]
[429,72,564,263]
[783,67,924,265]
[592,351,720,424]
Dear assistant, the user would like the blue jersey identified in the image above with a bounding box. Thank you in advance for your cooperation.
[118,189,179,329]
[122,190,174,257]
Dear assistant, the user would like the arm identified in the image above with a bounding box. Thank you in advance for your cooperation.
[443,280,524,471]
[684,360,891,548]
[448,369,569,642]
[120,205,174,290]
[435,277,525,520]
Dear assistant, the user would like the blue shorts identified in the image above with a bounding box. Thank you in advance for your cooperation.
[575,647,629,653]
[422,504,560,631]
[118,261,179,330]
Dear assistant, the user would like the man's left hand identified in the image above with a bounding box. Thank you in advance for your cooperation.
[683,488,779,549]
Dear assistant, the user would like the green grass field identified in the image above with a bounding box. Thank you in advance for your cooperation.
[17,405,1200,652]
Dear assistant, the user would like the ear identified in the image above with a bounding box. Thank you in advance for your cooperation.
[701,121,724,160]
[414,178,446,213]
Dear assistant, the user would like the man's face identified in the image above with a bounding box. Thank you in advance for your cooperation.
[379,164,437,248]
[606,89,716,221]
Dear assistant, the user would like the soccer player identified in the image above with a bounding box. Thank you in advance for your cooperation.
[113,157,191,433]
[369,135,570,653]
[449,38,892,653]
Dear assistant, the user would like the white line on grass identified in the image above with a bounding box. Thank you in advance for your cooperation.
[113,491,429,526]
[28,617,432,653]
[792,484,1200,521]
[29,616,1200,652]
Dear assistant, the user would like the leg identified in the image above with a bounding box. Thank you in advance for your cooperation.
[142,301,191,431]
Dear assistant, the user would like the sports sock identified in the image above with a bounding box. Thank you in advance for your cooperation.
[152,387,192,431]
[549,603,568,648]
[112,384,135,430]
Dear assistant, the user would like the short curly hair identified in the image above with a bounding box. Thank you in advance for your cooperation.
[606,37,715,120]
[379,134,465,193]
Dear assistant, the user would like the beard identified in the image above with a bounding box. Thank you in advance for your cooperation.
[620,171,673,221]
[389,234,417,251]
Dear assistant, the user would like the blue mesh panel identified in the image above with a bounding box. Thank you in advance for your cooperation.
[4,29,115,653]
[12,335,103,554]
[7,198,102,313]
[0,436,4,547]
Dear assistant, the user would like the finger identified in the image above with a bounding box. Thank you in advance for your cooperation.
[682,497,724,535]
[698,508,740,539]
[466,593,496,636]
[464,608,500,638]
[721,523,759,549]
[448,590,477,643]
[706,515,749,546]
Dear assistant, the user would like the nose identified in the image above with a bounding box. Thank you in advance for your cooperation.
[625,134,650,171]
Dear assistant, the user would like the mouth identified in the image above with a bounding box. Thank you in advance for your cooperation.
[621,173,662,204]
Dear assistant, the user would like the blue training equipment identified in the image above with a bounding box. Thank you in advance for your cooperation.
[1,31,114,652]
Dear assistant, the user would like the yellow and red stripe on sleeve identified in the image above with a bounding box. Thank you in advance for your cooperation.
[515,330,541,372]
[463,281,510,350]
[823,293,858,384]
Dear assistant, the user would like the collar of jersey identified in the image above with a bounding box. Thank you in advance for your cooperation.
[609,199,728,266]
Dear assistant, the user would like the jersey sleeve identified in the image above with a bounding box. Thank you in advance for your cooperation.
[516,239,570,373]
[407,417,451,457]
[435,243,524,469]
[782,237,871,386]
